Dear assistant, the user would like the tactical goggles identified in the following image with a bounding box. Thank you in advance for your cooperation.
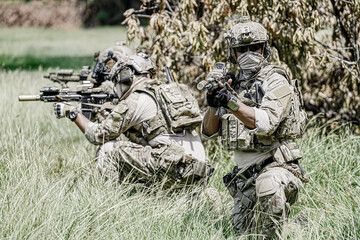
[233,43,264,54]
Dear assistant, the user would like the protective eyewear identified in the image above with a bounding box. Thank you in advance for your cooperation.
[234,43,264,53]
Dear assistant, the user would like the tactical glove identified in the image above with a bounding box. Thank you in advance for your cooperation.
[53,103,77,119]
[206,88,221,108]
[216,88,240,111]
[215,88,232,108]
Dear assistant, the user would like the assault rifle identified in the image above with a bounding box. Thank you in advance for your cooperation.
[197,62,236,117]
[18,66,119,120]
[44,66,93,88]
[196,62,235,92]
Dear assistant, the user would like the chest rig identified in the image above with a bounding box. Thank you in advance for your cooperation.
[220,65,295,151]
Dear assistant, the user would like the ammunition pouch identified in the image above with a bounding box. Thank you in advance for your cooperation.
[220,114,254,150]
[220,112,304,157]
[271,141,303,164]
[220,113,279,151]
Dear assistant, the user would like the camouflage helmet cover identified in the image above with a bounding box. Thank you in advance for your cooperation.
[224,16,269,47]
[97,44,134,64]
[109,52,157,83]
[125,52,157,75]
[92,43,134,83]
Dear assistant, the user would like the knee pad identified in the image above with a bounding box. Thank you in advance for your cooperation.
[256,171,286,214]
[256,171,277,198]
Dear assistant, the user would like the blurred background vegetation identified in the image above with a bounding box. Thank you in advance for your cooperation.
[0,27,129,69]
[0,0,140,27]
[0,0,138,68]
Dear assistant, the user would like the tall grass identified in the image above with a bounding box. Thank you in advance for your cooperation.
[0,27,359,239]
[0,70,234,239]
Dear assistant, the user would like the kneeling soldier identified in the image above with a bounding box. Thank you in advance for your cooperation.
[55,51,211,188]
[202,16,308,238]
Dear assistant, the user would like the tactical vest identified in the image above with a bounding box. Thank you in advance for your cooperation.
[124,78,202,144]
[220,64,307,152]
[264,65,307,140]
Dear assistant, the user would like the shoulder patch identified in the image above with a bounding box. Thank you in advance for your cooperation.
[113,104,129,114]
[271,85,292,108]
[272,85,291,98]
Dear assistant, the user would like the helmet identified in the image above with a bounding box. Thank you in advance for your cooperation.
[125,52,156,76]
[110,52,156,85]
[110,52,157,98]
[224,16,271,64]
[97,43,134,63]
[92,43,134,83]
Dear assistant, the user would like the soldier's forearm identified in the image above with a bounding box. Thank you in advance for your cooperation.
[203,107,220,136]
[230,100,256,129]
[73,113,91,133]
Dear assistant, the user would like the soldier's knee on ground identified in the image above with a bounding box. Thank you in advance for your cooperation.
[96,141,115,168]
[96,141,115,157]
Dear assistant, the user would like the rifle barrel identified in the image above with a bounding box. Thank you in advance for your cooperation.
[18,95,41,101]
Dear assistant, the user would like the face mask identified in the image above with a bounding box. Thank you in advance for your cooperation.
[111,64,133,98]
[236,51,265,75]
[114,82,131,98]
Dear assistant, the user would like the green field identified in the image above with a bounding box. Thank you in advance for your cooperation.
[0,26,131,70]
[0,27,359,239]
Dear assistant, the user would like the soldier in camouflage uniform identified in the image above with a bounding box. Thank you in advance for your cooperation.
[54,51,210,188]
[202,16,307,238]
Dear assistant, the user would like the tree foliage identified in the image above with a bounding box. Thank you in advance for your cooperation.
[79,0,141,27]
[123,0,360,124]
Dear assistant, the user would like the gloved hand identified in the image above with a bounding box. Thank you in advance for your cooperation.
[215,88,232,108]
[53,103,77,119]
[206,88,221,108]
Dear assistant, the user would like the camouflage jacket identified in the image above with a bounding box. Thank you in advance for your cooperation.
[85,77,168,146]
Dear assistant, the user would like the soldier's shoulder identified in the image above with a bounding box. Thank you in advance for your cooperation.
[259,65,288,88]
[260,64,288,78]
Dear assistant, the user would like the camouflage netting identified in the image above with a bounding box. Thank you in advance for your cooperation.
[0,0,83,28]
[123,0,360,126]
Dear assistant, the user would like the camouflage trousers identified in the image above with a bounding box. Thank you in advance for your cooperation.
[225,163,301,239]
[95,140,209,187]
